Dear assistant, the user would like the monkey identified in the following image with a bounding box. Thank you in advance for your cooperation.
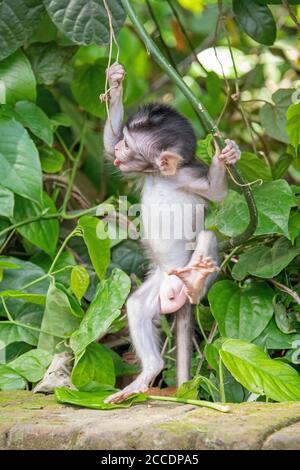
[103,63,241,404]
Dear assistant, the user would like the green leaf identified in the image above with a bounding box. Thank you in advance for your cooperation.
[272,153,293,179]
[232,238,300,281]
[0,365,26,391]
[233,0,276,45]
[208,280,274,341]
[0,322,38,347]
[0,290,46,305]
[78,216,110,280]
[71,265,90,302]
[14,101,53,145]
[274,303,297,335]
[55,386,147,410]
[71,59,107,118]
[13,193,58,256]
[8,349,52,382]
[259,89,294,144]
[0,117,42,203]
[216,180,293,239]
[196,134,213,165]
[286,102,300,152]
[71,342,115,389]
[237,152,272,182]
[220,339,300,401]
[253,0,300,4]
[108,349,138,377]
[26,42,76,85]
[38,281,80,354]
[55,282,85,319]
[40,147,65,174]
[204,338,226,371]
[0,1,44,60]
[44,0,125,45]
[255,318,300,350]
[0,186,14,219]
[0,50,36,105]
[70,268,130,357]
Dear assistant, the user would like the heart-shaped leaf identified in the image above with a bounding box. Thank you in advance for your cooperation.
[0,365,26,390]
[8,349,53,383]
[259,89,294,144]
[208,280,274,341]
[71,265,90,302]
[0,50,36,105]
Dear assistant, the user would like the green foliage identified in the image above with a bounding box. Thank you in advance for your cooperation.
[0,0,299,407]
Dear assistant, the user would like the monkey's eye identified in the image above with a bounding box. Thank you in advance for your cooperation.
[124,139,129,149]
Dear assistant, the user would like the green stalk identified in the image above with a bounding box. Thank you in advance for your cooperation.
[48,228,80,275]
[148,395,230,413]
[121,0,258,250]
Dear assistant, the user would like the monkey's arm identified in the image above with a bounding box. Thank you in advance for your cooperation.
[183,139,241,202]
[103,63,125,157]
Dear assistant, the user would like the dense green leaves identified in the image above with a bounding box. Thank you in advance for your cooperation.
[220,339,300,401]
[216,181,293,239]
[208,280,274,341]
[78,216,110,280]
[232,238,300,280]
[0,1,44,60]
[0,50,36,104]
[13,193,59,256]
[71,343,115,389]
[0,117,42,203]
[233,0,276,45]
[70,269,130,357]
[44,0,125,45]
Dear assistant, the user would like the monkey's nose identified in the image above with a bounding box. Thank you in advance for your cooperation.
[114,159,121,167]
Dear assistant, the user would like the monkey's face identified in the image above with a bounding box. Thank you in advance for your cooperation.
[113,127,152,173]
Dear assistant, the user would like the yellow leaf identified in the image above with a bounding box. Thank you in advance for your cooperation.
[178,0,205,14]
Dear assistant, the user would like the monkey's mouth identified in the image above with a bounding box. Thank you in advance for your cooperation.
[114,158,122,167]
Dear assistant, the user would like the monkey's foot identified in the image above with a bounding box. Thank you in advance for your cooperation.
[168,254,219,304]
[104,375,150,404]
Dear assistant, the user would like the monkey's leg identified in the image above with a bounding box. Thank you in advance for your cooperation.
[105,271,164,404]
[169,231,219,304]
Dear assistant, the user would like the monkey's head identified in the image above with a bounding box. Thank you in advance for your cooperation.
[114,103,196,175]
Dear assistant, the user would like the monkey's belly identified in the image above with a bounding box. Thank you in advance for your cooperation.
[141,182,206,270]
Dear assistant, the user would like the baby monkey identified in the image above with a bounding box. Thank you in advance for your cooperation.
[104,63,240,403]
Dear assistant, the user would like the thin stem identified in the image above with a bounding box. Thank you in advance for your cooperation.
[2,298,14,322]
[1,320,66,339]
[55,132,75,162]
[48,229,80,275]
[61,119,87,216]
[220,245,239,270]
[268,279,300,306]
[21,266,73,291]
[195,305,208,343]
[148,395,230,413]
[282,0,300,30]
[145,0,178,71]
[218,356,226,403]
[121,0,258,251]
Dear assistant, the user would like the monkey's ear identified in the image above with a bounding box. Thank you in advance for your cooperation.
[157,151,183,176]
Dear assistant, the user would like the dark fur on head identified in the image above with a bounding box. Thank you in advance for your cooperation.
[126,103,197,164]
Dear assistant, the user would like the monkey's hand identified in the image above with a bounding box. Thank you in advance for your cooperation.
[107,62,125,96]
[214,139,241,166]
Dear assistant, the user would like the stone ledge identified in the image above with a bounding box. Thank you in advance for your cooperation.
[1,392,300,450]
